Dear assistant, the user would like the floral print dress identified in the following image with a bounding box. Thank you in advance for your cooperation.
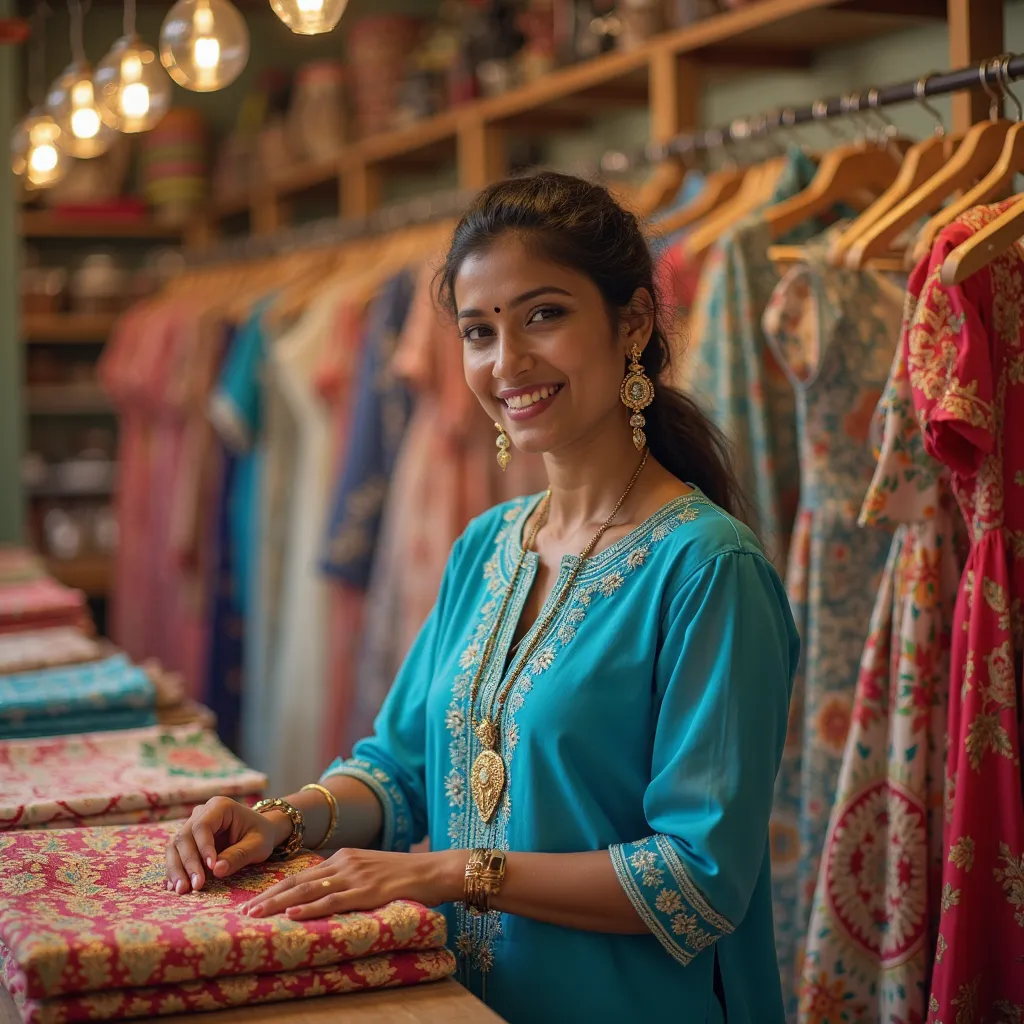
[798,273,965,1024]
[904,202,1024,1023]
[762,241,904,1019]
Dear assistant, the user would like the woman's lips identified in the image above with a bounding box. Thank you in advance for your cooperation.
[501,384,564,422]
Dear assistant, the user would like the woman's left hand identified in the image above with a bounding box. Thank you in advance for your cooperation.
[239,848,466,920]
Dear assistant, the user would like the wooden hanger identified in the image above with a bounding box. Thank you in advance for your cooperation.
[763,138,907,240]
[909,59,1024,265]
[632,159,688,219]
[939,190,1024,285]
[653,166,746,237]
[845,64,1014,271]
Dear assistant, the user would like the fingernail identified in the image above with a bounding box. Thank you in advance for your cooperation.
[214,860,228,874]
[248,905,263,918]
[191,874,200,890]
[207,856,214,869]
[165,880,171,891]
[175,880,185,894]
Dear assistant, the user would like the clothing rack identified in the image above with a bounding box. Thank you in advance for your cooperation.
[602,52,1024,172]
[181,187,474,268]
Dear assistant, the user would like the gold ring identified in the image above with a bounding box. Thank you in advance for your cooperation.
[321,879,331,888]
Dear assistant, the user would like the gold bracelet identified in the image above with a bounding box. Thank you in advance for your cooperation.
[300,783,339,851]
[252,798,305,861]
[464,847,507,916]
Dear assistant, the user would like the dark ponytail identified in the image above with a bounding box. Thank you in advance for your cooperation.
[437,171,756,527]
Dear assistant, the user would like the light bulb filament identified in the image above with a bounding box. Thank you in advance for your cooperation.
[297,0,325,13]
[193,35,220,69]
[121,81,151,118]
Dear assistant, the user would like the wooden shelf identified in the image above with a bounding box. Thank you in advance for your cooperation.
[22,313,121,343]
[25,384,113,416]
[202,0,945,224]
[45,555,112,597]
[21,210,182,240]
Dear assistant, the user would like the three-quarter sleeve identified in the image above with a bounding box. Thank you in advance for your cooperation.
[610,549,797,966]
[320,536,464,853]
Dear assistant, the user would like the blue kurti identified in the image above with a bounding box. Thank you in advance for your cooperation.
[323,490,799,1023]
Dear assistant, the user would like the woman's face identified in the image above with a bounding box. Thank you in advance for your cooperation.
[455,235,646,457]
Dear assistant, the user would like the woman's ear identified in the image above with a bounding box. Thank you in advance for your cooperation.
[619,287,655,355]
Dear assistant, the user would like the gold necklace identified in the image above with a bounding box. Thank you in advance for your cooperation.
[468,448,650,823]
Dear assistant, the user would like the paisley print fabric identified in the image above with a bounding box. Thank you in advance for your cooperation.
[0,822,449,1012]
[903,203,1024,1023]
[0,654,156,740]
[0,629,104,676]
[762,243,903,1018]
[0,725,267,830]
[2,950,456,1023]
[0,577,89,635]
[798,272,964,1024]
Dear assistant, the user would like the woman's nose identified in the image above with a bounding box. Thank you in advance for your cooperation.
[492,333,532,380]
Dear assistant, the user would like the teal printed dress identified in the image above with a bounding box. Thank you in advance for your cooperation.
[322,491,799,1023]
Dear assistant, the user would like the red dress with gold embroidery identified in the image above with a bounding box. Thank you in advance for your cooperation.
[905,202,1024,1021]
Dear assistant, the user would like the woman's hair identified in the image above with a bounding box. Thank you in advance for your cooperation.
[437,170,754,525]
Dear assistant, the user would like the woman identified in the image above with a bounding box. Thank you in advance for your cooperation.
[165,172,798,1023]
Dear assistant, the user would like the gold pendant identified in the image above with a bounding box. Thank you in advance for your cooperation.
[470,749,505,824]
[474,718,499,750]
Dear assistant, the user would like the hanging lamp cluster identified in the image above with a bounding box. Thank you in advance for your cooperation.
[13,0,352,190]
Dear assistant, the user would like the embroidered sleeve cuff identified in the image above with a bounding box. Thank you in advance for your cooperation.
[610,834,734,967]
[320,757,414,852]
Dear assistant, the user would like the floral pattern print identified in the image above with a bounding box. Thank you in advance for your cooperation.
[0,822,449,1006]
[798,269,965,1024]
[903,203,1024,1023]
[761,239,904,1019]
[2,949,456,1024]
[0,725,267,831]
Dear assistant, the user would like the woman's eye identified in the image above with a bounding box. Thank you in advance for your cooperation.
[462,324,493,343]
[528,306,563,325]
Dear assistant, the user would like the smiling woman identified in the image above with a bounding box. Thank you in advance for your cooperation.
[165,171,798,1024]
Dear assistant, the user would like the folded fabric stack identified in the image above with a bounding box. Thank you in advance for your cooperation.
[0,627,106,675]
[0,576,92,635]
[0,823,455,1024]
[0,653,157,740]
[0,724,267,830]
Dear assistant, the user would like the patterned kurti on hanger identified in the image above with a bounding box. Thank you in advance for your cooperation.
[798,273,964,1024]
[761,244,903,1018]
[904,202,1024,1023]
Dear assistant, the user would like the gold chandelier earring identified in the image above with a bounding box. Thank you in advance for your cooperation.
[620,345,654,450]
[495,422,511,471]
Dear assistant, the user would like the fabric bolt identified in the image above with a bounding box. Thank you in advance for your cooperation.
[0,578,89,635]
[0,653,156,740]
[0,822,449,1016]
[2,949,457,1024]
[326,491,799,1023]
[0,724,266,830]
[902,203,1024,1023]
[0,629,104,676]
[761,240,903,1017]
[798,279,964,1024]
[320,269,416,586]
[687,148,829,571]
[351,265,547,753]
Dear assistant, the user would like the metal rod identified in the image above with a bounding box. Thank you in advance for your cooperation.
[603,52,1024,171]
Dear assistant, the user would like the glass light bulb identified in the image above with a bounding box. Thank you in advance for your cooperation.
[269,0,347,36]
[44,61,118,157]
[160,0,249,93]
[11,108,69,188]
[95,34,173,132]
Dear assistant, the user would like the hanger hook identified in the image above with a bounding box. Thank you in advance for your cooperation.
[812,98,847,143]
[998,54,1023,122]
[914,73,945,136]
[979,58,1002,121]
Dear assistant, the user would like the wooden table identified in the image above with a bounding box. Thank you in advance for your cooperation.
[0,978,504,1023]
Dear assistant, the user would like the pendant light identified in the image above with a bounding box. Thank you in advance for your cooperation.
[44,0,117,158]
[159,0,249,92]
[11,4,69,189]
[269,0,348,37]
[94,0,173,132]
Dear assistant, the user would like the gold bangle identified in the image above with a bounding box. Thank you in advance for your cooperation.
[464,847,507,916]
[253,798,305,861]
[300,783,339,851]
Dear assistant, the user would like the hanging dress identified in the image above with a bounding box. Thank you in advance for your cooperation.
[798,272,964,1024]
[902,202,1024,1022]
[761,241,903,1019]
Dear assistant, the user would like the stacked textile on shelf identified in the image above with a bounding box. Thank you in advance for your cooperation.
[0,653,156,740]
[0,823,455,1023]
[0,628,105,675]
[0,724,267,830]
[0,576,91,635]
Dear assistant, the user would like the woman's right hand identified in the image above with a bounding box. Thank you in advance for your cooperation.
[165,796,287,894]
